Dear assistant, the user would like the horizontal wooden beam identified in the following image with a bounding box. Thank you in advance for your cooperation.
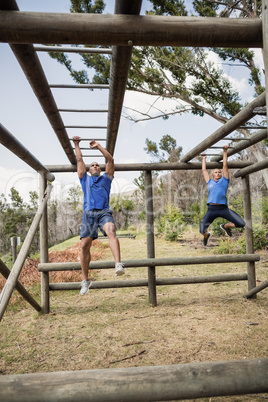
[0,358,267,401]
[234,158,268,177]
[60,109,108,113]
[34,45,112,54]
[181,92,266,162]
[0,123,55,182]
[49,273,248,291]
[66,126,107,129]
[45,160,253,172]
[211,129,268,162]
[0,12,262,48]
[69,138,106,141]
[9,43,77,164]
[38,254,260,272]
[50,84,109,89]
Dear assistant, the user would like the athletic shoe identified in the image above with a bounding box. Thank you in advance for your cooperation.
[220,223,232,237]
[115,263,125,276]
[203,232,211,246]
[80,279,92,295]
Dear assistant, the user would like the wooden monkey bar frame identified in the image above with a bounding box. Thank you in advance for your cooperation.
[1,0,267,320]
[0,1,267,399]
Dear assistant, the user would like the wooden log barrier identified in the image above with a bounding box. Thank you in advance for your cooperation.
[49,273,248,291]
[0,358,267,402]
[38,254,260,272]
[0,185,52,321]
[244,279,268,298]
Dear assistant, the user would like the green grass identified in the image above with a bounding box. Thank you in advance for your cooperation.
[48,236,80,252]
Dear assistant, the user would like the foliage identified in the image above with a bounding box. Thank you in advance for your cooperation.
[134,135,182,192]
[0,187,37,254]
[0,185,86,256]
[67,185,83,212]
[216,224,268,254]
[49,0,266,151]
[133,171,145,191]
[228,194,244,220]
[145,134,183,162]
[49,0,268,190]
[156,204,185,241]
[110,195,135,229]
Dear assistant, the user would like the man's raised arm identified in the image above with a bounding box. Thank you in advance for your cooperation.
[73,136,86,178]
[89,140,114,178]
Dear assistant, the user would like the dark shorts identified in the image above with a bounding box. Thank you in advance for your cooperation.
[80,209,115,240]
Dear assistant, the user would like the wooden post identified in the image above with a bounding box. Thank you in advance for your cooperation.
[145,170,157,306]
[11,236,17,264]
[242,175,256,295]
[39,174,50,314]
[0,184,52,321]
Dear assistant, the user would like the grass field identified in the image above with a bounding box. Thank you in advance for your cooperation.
[1,229,268,401]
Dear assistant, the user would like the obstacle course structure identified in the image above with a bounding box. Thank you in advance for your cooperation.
[0,0,268,399]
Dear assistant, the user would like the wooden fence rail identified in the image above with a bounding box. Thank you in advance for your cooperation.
[49,273,248,291]
[38,254,258,312]
[0,358,267,401]
[38,254,260,272]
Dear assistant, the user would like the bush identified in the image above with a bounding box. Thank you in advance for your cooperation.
[216,224,268,254]
[156,204,185,241]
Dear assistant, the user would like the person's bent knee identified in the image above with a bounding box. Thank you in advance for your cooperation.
[235,222,245,228]
[103,222,116,237]
[200,225,206,234]
[81,237,92,251]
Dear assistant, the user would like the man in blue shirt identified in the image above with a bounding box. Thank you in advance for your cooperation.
[200,145,245,246]
[73,136,125,295]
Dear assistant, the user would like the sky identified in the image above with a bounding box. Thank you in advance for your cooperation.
[0,0,264,203]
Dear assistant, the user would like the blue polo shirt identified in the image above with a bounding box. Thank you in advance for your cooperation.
[207,176,229,205]
[79,172,113,212]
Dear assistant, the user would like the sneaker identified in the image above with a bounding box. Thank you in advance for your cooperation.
[115,263,125,276]
[220,223,232,237]
[203,232,211,246]
[80,279,92,295]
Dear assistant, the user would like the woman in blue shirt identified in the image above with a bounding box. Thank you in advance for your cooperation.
[200,145,245,246]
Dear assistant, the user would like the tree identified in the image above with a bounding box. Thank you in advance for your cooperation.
[49,0,268,187]
[110,195,135,229]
